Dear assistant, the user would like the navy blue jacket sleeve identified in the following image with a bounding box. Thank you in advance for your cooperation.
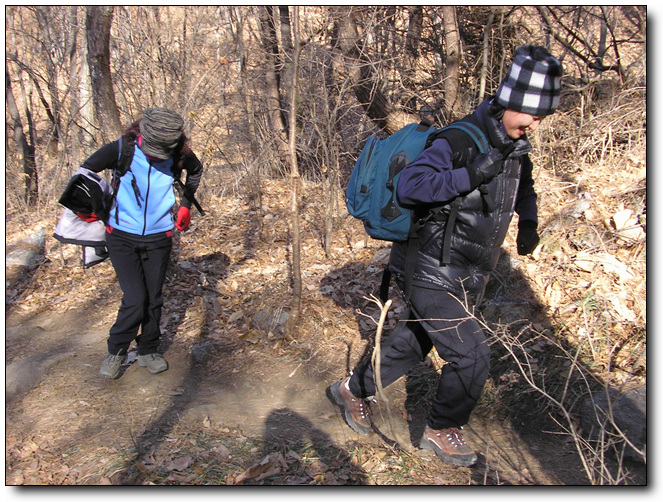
[396,137,473,208]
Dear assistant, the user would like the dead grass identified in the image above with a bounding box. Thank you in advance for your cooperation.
[5,74,646,485]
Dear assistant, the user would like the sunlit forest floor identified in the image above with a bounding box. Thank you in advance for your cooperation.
[5,156,646,484]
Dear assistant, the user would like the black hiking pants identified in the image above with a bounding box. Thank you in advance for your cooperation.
[106,228,172,356]
[348,286,490,430]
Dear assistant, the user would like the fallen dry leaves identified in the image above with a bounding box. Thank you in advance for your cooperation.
[5,133,646,485]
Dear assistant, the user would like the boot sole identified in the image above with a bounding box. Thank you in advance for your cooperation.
[329,381,372,436]
[99,368,123,379]
[419,437,478,466]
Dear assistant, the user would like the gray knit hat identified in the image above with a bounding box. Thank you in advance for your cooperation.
[139,107,184,159]
[495,45,563,116]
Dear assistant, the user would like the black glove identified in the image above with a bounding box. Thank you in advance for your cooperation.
[466,148,504,190]
[517,220,540,255]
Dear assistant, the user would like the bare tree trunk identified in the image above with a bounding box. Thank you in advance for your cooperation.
[178,9,189,108]
[258,5,289,169]
[404,6,424,113]
[259,6,283,128]
[479,9,495,101]
[232,6,261,210]
[86,5,122,143]
[314,85,338,259]
[7,11,56,164]
[285,6,302,338]
[279,6,293,54]
[333,8,415,135]
[317,31,349,258]
[78,7,95,154]
[35,7,67,159]
[67,6,81,171]
[442,6,462,121]
[6,63,38,205]
[278,6,294,132]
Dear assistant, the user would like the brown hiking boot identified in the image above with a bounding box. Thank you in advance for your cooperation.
[330,377,372,435]
[419,426,478,466]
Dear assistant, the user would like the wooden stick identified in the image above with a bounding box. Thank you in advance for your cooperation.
[371,297,414,452]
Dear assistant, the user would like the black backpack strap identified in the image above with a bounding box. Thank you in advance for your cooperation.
[379,266,392,304]
[108,136,136,223]
[415,118,433,131]
[399,205,444,304]
[436,121,489,264]
[117,135,135,176]
[441,121,490,154]
[172,154,206,216]
[402,236,419,304]
[441,197,463,264]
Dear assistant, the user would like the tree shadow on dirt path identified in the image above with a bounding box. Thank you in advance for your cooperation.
[318,256,391,372]
[111,249,235,484]
[260,407,368,485]
[469,249,646,485]
[319,251,646,485]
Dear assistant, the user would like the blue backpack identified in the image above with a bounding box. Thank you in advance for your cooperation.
[346,119,489,242]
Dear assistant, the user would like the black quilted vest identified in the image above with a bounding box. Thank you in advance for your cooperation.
[389,100,533,298]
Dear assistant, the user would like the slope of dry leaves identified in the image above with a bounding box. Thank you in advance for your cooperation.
[5,91,646,485]
[5,157,646,487]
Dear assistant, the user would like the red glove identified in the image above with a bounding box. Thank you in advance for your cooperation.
[77,212,99,223]
[175,206,191,231]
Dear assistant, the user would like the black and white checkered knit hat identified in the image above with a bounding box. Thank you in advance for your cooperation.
[139,107,184,159]
[495,45,563,116]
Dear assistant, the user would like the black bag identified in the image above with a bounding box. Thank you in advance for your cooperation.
[53,137,134,268]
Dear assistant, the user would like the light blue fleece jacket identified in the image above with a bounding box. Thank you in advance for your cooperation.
[110,146,176,236]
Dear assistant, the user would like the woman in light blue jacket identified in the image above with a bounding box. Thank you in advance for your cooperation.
[82,108,203,379]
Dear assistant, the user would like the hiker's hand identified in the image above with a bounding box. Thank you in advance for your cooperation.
[466,148,504,189]
[175,206,191,231]
[517,220,539,255]
[77,212,99,223]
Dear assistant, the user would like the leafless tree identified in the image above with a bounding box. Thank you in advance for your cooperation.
[441,6,462,121]
[6,63,38,205]
[286,6,303,337]
[85,6,122,142]
[331,7,415,135]
[258,5,290,170]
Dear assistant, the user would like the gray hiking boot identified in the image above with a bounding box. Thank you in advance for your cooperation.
[137,353,168,374]
[330,377,372,435]
[100,352,127,379]
[419,426,478,466]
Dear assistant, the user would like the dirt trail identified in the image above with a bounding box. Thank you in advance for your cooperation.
[5,295,591,485]
[5,179,643,486]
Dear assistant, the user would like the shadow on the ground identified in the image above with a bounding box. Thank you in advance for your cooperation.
[112,247,235,484]
[259,407,368,485]
[319,244,646,485]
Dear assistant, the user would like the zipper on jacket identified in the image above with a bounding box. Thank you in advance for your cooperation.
[130,175,142,208]
[141,161,153,235]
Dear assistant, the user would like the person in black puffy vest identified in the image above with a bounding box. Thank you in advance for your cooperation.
[331,45,563,467]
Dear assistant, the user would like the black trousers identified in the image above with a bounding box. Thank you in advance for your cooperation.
[106,229,172,356]
[348,286,490,430]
